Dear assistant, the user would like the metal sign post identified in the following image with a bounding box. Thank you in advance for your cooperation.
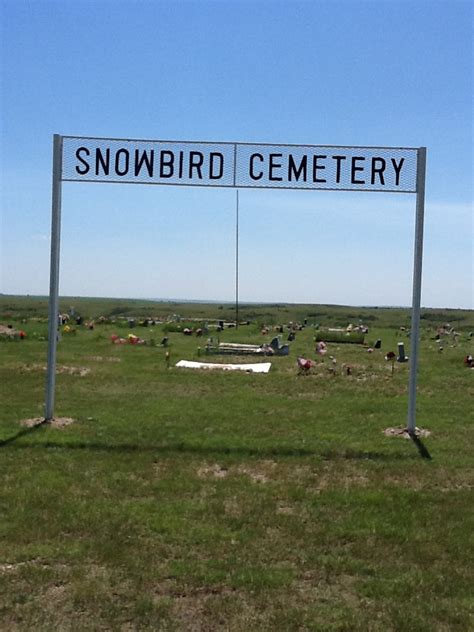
[45,135,427,436]
[45,134,63,421]
[235,190,239,328]
[407,147,427,434]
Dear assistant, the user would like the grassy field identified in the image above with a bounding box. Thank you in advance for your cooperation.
[1,295,473,631]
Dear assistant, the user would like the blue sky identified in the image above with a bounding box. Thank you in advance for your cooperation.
[1,0,472,308]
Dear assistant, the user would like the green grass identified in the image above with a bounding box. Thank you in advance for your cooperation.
[0,296,473,630]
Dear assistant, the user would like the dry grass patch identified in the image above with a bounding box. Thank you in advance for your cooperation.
[196,460,278,484]
[85,355,121,363]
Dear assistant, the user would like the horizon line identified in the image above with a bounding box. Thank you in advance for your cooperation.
[0,293,472,312]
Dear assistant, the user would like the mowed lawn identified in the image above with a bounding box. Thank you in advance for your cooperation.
[1,300,473,631]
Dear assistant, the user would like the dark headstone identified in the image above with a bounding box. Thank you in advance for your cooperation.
[397,342,408,362]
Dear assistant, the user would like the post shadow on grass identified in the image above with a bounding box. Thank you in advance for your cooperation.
[409,432,432,460]
[0,419,50,448]
[0,436,423,461]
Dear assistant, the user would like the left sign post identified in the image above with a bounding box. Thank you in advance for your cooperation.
[45,134,63,421]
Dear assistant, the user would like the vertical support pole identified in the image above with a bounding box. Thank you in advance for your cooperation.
[235,189,239,328]
[407,147,427,434]
[45,134,63,421]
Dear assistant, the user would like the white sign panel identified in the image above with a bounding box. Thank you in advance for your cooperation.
[61,137,419,193]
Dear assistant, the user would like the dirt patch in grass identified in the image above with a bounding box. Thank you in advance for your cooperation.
[197,464,229,479]
[57,365,90,376]
[0,561,28,573]
[0,559,69,573]
[19,363,91,376]
[236,462,276,484]
[383,426,432,439]
[20,417,77,429]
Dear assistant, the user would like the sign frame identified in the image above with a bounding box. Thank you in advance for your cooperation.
[60,135,419,193]
[45,135,427,436]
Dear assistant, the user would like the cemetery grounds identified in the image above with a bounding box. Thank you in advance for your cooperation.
[0,296,473,631]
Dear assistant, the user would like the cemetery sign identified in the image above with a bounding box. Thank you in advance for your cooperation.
[62,136,418,193]
[47,135,426,439]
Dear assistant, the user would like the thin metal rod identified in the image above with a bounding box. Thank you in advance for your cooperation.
[407,147,427,433]
[235,190,239,328]
[45,134,63,421]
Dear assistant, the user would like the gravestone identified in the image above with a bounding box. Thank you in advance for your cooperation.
[397,342,408,362]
